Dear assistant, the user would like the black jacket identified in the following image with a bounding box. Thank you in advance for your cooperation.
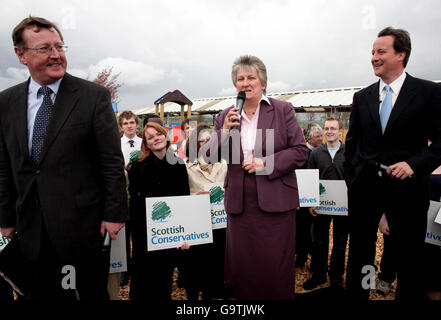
[307,142,345,180]
[0,73,128,261]
[343,74,441,186]
[128,151,190,253]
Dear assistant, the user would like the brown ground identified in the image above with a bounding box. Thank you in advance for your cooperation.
[118,224,395,300]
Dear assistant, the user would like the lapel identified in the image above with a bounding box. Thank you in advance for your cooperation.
[385,73,417,133]
[11,80,31,158]
[38,73,80,164]
[254,98,274,157]
[366,81,382,133]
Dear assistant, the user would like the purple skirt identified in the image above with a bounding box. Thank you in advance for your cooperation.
[224,173,296,300]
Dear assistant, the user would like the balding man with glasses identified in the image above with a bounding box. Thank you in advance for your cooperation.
[0,16,128,300]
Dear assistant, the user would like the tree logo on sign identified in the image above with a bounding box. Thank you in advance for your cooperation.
[209,186,224,204]
[152,201,172,222]
[319,183,326,196]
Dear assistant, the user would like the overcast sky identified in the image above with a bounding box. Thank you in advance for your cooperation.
[1,0,440,111]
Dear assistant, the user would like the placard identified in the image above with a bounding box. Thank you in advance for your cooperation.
[109,226,127,273]
[435,204,441,225]
[0,236,11,252]
[295,169,320,207]
[146,195,213,251]
[204,182,227,230]
[425,200,441,246]
[315,180,348,216]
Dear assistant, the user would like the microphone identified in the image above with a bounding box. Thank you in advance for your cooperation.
[233,91,246,126]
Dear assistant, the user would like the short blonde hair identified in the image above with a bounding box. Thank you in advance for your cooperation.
[231,55,267,94]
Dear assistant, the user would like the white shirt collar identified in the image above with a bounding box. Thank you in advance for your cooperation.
[121,134,141,143]
[379,71,406,96]
[260,94,270,105]
[29,76,62,98]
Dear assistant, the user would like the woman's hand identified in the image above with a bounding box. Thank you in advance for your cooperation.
[177,242,190,250]
[308,208,318,217]
[242,157,265,174]
[222,107,241,131]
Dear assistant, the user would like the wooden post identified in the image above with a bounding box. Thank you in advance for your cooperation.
[155,104,159,115]
[187,104,192,119]
[160,104,164,122]
[180,105,185,123]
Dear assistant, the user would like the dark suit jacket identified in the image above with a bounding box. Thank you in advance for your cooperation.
[0,73,128,262]
[344,73,441,186]
[207,97,308,214]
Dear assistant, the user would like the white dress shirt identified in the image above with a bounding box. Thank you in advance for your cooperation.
[121,134,142,165]
[379,71,406,112]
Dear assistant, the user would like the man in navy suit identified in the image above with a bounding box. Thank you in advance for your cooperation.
[344,27,441,299]
[0,16,128,299]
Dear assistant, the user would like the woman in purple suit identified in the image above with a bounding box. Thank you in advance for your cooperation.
[206,55,308,299]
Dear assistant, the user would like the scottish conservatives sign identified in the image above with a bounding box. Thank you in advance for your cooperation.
[205,182,227,229]
[146,195,213,251]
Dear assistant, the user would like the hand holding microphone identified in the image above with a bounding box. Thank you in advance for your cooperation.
[223,91,246,131]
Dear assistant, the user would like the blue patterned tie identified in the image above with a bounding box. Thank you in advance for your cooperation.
[380,85,393,134]
[31,86,54,164]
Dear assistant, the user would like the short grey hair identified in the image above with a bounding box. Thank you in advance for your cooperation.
[231,55,267,95]
[304,122,323,140]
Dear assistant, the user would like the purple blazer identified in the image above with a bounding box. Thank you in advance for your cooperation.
[207,97,308,214]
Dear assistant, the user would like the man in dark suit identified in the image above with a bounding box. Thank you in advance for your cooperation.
[0,16,128,299]
[344,27,441,299]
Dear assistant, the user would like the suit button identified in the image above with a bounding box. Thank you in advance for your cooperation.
[36,170,40,175]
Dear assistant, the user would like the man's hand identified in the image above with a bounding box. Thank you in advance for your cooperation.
[0,227,15,239]
[386,161,414,180]
[378,214,390,235]
[101,221,125,240]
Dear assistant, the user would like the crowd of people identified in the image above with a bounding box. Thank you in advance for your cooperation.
[0,16,440,301]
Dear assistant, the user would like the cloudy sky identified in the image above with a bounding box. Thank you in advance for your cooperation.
[1,0,440,111]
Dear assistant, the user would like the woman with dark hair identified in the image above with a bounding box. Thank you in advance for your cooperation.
[206,55,308,299]
[128,122,190,300]
[179,125,228,300]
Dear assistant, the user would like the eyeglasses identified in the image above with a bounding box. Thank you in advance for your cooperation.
[23,45,68,54]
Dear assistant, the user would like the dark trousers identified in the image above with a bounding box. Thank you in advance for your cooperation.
[130,247,176,300]
[23,222,110,300]
[180,228,227,300]
[0,276,13,301]
[296,208,313,264]
[310,215,349,283]
[19,190,109,300]
[346,168,428,300]
[378,233,397,283]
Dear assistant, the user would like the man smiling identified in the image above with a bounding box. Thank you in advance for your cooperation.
[0,16,128,299]
[344,27,441,300]
[303,118,348,291]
